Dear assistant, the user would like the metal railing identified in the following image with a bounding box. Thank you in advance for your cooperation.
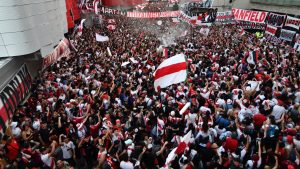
[250,0,300,6]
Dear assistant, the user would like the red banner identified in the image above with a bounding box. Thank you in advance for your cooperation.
[232,8,268,23]
[43,38,71,69]
[127,11,180,18]
[265,25,277,36]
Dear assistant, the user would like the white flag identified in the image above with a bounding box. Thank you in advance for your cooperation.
[96,33,109,42]
[199,27,210,36]
[154,53,187,91]
[107,47,112,57]
[129,57,138,64]
[77,19,86,36]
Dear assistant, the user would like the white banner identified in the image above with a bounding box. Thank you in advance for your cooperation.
[284,16,300,30]
[280,29,296,42]
[216,11,234,22]
[127,11,180,18]
[96,33,109,42]
[265,25,277,36]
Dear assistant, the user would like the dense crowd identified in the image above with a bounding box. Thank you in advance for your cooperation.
[1,14,300,169]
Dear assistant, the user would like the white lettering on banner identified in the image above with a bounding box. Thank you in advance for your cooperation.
[285,16,300,30]
[280,29,296,42]
[216,11,234,22]
[232,8,268,23]
[126,11,180,18]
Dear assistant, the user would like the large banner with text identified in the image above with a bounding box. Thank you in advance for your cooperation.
[232,8,268,23]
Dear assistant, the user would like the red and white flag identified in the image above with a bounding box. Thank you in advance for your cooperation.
[107,25,116,30]
[77,19,86,36]
[157,117,165,135]
[108,19,116,24]
[93,0,99,14]
[165,131,192,165]
[265,24,277,36]
[154,54,187,91]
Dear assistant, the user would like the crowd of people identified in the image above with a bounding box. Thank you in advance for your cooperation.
[1,13,300,169]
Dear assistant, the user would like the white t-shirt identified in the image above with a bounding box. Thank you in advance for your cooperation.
[120,161,134,169]
[294,91,300,103]
[77,128,86,139]
[12,127,21,138]
[61,141,75,159]
[271,105,286,120]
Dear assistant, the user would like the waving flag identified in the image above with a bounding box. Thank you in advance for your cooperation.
[93,0,99,14]
[154,54,187,91]
[95,34,109,42]
[165,131,192,165]
[77,19,86,36]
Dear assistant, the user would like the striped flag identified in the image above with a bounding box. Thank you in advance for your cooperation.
[93,0,99,14]
[77,19,86,36]
[157,117,165,136]
[165,131,192,165]
[154,54,187,91]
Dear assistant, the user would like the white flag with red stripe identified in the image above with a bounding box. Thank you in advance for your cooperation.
[154,54,187,91]
[157,117,165,135]
[165,131,192,165]
[93,0,99,14]
[77,19,86,36]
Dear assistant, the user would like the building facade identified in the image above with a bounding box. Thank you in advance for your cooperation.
[0,0,68,58]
